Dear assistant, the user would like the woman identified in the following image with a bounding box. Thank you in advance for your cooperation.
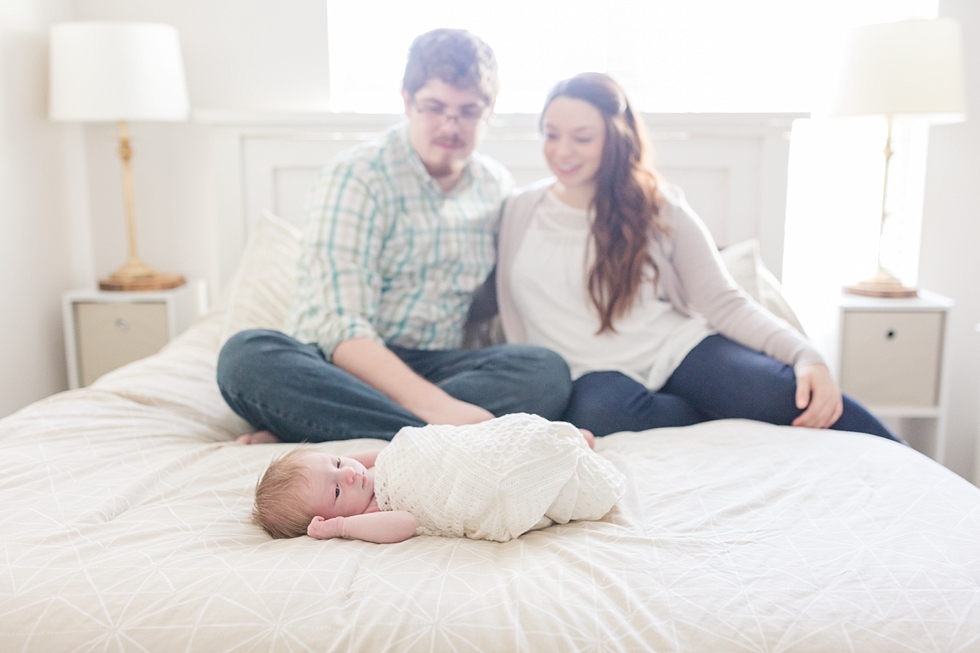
[492,72,896,440]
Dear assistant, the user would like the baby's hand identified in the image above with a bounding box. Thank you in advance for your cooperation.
[580,428,595,449]
[307,515,344,540]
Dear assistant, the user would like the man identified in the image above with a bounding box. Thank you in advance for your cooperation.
[217,29,571,443]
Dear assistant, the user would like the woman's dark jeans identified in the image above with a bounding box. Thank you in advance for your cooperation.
[562,334,898,441]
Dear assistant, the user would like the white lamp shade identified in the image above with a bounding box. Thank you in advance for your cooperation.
[831,18,967,123]
[49,22,190,122]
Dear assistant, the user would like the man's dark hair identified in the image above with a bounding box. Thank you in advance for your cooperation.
[402,29,499,104]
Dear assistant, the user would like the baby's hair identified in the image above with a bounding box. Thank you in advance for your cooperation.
[253,446,317,539]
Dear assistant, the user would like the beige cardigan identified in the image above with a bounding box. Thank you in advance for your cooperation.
[480,178,824,370]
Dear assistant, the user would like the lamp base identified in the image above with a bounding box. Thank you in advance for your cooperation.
[98,258,185,291]
[99,273,185,292]
[843,268,917,298]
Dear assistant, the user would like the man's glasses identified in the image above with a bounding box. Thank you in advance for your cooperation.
[412,99,488,128]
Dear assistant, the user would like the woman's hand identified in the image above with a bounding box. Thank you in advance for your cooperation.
[792,363,843,429]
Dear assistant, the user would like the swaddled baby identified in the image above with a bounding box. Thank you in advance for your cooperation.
[252,413,626,543]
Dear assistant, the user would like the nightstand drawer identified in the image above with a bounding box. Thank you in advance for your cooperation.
[839,310,944,408]
[63,282,207,389]
[74,302,169,386]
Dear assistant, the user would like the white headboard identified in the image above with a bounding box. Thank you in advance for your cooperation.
[199,111,803,289]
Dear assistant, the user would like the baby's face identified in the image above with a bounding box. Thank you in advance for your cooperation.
[301,452,374,519]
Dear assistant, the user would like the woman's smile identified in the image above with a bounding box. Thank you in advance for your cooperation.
[541,96,606,206]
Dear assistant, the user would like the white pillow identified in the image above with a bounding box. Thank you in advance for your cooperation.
[218,210,302,346]
[719,239,807,335]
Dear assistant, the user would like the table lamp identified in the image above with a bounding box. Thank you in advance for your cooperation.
[49,22,190,291]
[830,18,967,298]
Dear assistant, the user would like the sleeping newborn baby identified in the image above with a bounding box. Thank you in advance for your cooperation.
[252,413,626,543]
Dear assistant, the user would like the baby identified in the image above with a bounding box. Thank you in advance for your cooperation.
[253,414,623,544]
[254,446,416,543]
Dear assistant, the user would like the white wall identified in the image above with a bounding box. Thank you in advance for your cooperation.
[72,0,330,295]
[919,0,980,482]
[73,0,330,111]
[0,0,331,419]
[0,0,89,418]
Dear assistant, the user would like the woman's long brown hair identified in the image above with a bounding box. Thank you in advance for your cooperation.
[542,73,669,333]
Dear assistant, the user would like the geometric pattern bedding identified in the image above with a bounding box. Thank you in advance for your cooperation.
[2,310,979,653]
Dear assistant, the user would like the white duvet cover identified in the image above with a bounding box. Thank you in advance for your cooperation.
[1,309,979,652]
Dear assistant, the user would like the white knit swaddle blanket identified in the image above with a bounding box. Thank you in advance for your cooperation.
[373,413,626,542]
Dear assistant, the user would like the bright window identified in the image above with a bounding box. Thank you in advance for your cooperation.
[327,0,943,361]
[327,0,937,113]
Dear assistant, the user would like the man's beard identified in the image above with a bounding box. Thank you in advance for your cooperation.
[425,141,466,179]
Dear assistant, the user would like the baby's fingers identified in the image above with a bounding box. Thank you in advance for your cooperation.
[307,516,326,537]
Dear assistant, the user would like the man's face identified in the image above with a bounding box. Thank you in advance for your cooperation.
[403,78,492,186]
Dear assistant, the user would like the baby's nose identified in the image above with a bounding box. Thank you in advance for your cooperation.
[345,468,357,484]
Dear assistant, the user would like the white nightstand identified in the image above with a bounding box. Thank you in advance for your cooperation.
[63,280,208,389]
[837,289,953,462]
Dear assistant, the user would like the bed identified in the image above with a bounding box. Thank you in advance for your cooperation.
[2,113,979,652]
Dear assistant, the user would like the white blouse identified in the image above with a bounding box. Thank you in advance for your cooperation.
[510,190,713,390]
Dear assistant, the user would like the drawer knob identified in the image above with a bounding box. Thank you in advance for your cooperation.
[886,329,896,339]
[115,318,130,332]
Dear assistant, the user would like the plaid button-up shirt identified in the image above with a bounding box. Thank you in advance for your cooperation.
[285,123,514,359]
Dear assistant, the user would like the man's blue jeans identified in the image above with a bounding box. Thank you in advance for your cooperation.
[216,329,572,442]
[562,334,899,441]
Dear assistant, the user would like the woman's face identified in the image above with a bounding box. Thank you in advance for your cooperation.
[542,96,606,196]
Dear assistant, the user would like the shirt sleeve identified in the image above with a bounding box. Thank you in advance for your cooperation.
[665,187,825,369]
[289,159,388,359]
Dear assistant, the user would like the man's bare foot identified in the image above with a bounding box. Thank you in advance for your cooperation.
[580,428,595,449]
[236,430,281,445]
